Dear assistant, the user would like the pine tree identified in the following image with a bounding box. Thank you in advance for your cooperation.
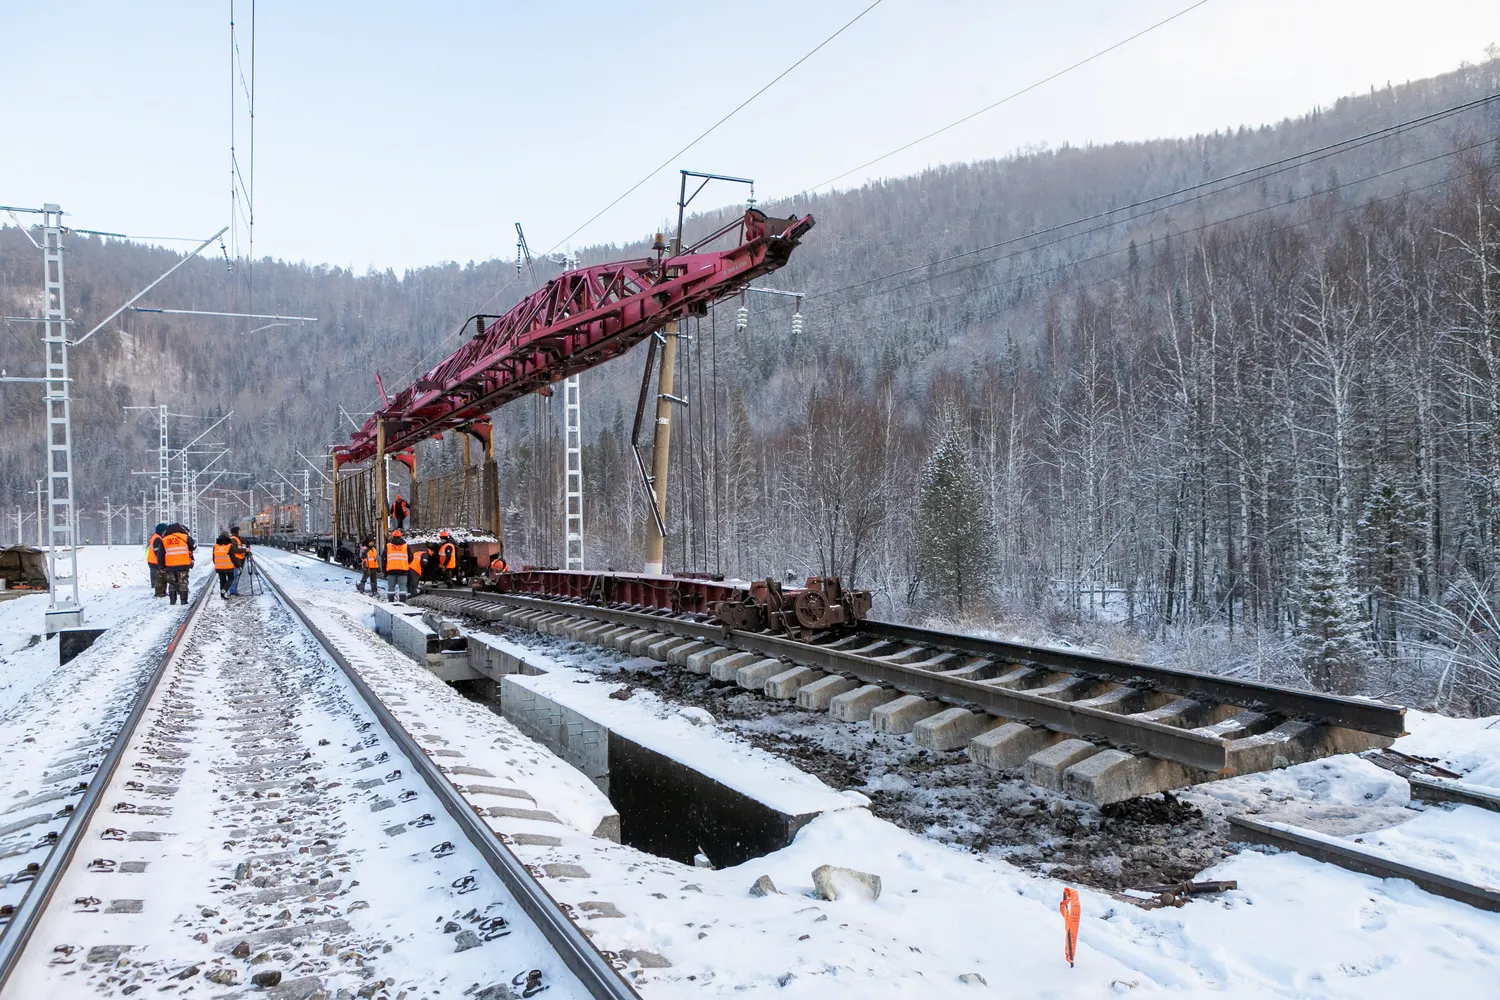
[1297,532,1370,694]
[917,418,995,614]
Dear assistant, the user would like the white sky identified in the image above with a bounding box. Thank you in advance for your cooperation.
[2,1,1497,272]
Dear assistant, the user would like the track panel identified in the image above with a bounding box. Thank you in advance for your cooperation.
[1,590,601,999]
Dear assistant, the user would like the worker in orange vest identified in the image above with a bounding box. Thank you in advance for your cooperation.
[147,522,167,597]
[411,545,427,595]
[390,494,410,531]
[384,529,411,602]
[356,536,378,595]
[488,551,509,578]
[227,524,247,596]
[213,531,236,599]
[437,531,457,584]
[154,522,196,606]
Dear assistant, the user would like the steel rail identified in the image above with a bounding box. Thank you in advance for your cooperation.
[256,564,641,1000]
[857,620,1407,738]
[0,579,214,992]
[438,590,1237,774]
[1228,814,1500,912]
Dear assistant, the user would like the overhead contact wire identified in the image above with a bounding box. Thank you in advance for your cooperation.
[807,0,1213,193]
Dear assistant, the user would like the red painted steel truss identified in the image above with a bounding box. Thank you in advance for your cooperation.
[336,209,815,465]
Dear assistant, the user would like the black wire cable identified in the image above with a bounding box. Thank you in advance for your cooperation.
[811,147,1479,332]
[807,0,1212,193]
[547,0,888,257]
[808,91,1500,301]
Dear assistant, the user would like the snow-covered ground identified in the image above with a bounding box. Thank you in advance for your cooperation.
[0,546,215,917]
[0,544,178,715]
[93,548,1500,997]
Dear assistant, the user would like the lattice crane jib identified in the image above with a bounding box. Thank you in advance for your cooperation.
[334,210,814,467]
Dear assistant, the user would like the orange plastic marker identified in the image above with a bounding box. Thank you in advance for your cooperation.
[1059,887,1081,967]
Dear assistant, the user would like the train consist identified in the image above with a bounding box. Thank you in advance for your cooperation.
[478,569,873,635]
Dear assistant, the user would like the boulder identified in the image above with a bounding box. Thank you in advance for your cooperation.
[749,875,779,897]
[811,864,881,901]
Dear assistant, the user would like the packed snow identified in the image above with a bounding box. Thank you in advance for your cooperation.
[16,544,1494,997]
[254,550,1500,997]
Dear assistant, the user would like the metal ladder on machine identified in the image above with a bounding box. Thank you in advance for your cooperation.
[563,375,584,570]
[42,205,82,630]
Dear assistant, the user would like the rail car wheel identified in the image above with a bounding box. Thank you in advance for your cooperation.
[793,589,833,629]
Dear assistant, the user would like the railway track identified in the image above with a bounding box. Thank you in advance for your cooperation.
[0,572,637,999]
[417,587,1406,807]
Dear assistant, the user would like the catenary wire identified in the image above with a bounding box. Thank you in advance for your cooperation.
[544,0,888,258]
[354,1,889,421]
[806,0,1212,193]
[806,141,1485,330]
[807,91,1500,301]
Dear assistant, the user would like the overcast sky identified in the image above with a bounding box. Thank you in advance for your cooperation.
[3,1,1497,272]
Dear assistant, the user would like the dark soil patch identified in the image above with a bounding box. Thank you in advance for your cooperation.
[464,623,1230,893]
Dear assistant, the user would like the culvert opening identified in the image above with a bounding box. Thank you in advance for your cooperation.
[607,732,816,868]
[455,679,815,868]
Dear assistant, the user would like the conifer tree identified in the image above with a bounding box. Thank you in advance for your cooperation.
[1297,532,1369,694]
[917,418,995,613]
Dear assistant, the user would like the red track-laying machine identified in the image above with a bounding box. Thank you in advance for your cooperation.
[330,209,815,562]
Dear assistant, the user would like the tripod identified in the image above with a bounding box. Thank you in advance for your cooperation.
[243,555,265,596]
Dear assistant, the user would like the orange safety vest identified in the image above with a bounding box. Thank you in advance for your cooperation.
[365,546,379,569]
[146,534,161,564]
[412,554,423,578]
[385,541,409,572]
[213,542,233,570]
[162,532,192,568]
[438,542,456,569]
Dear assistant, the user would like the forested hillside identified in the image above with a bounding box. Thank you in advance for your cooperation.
[4,57,1500,711]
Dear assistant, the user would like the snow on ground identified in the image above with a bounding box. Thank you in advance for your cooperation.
[12,587,594,1000]
[0,544,175,716]
[469,629,859,820]
[252,552,1500,997]
[0,550,213,915]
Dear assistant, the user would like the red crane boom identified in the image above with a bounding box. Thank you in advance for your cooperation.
[335,209,814,465]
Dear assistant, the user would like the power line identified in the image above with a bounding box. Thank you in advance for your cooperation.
[354,2,890,422]
[808,91,1500,302]
[544,0,888,257]
[809,137,1489,325]
[806,0,1212,193]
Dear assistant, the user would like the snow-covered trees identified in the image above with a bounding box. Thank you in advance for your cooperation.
[916,416,994,614]
[1296,533,1370,694]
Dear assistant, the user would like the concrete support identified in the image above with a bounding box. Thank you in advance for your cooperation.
[628,632,668,656]
[1061,749,1210,806]
[796,675,859,711]
[646,636,694,661]
[710,651,759,682]
[967,722,1059,771]
[667,641,711,667]
[912,708,996,751]
[1023,739,1101,791]
[609,629,651,652]
[685,646,732,675]
[829,685,898,723]
[1224,721,1393,774]
[869,695,940,735]
[642,318,678,576]
[735,658,785,690]
[764,667,822,700]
